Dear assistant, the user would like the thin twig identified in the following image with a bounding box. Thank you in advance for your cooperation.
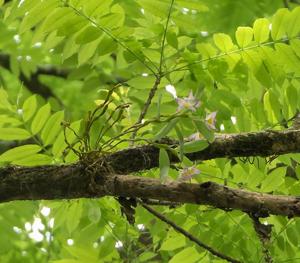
[130,77,161,139]
[130,0,175,143]
[159,0,175,74]
[140,201,241,263]
[162,36,300,76]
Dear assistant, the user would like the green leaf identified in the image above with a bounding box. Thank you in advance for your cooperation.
[98,11,125,29]
[176,0,208,12]
[196,43,217,59]
[75,25,102,45]
[139,0,170,18]
[88,206,101,223]
[286,85,298,117]
[263,89,282,122]
[160,235,185,251]
[0,128,31,141]
[286,6,300,38]
[271,8,289,40]
[98,36,117,56]
[66,201,83,234]
[19,0,59,33]
[40,7,74,34]
[0,115,22,127]
[261,167,285,192]
[213,33,234,52]
[76,223,101,245]
[235,26,253,48]
[159,148,170,180]
[50,260,81,263]
[22,95,37,122]
[169,247,201,263]
[241,50,262,72]
[253,18,270,43]
[166,31,178,49]
[0,89,12,110]
[0,145,41,163]
[286,227,298,247]
[154,118,179,141]
[275,43,300,74]
[31,103,51,135]
[291,39,300,57]
[138,252,157,262]
[52,120,82,157]
[182,140,209,153]
[193,120,214,142]
[175,125,184,161]
[78,38,101,65]
[12,154,52,166]
[41,111,64,146]
[127,76,156,90]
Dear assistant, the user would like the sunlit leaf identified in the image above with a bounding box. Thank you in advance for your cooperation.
[0,128,31,141]
[253,18,270,43]
[22,95,37,122]
[235,26,253,47]
[41,111,64,146]
[0,144,41,162]
[31,103,51,135]
[182,140,209,153]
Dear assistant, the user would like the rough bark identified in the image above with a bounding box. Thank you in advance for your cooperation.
[1,164,300,217]
[107,129,300,174]
[1,129,300,216]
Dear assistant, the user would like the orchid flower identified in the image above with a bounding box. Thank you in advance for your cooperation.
[186,132,204,141]
[176,91,200,112]
[178,166,200,181]
[205,111,217,130]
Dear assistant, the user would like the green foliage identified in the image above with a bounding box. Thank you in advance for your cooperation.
[0,0,300,262]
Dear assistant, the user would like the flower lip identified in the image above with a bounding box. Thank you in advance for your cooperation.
[179,166,200,181]
[205,111,217,130]
[176,91,201,112]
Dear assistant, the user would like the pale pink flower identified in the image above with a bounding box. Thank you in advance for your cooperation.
[205,111,217,130]
[176,91,201,112]
[178,166,200,181]
[186,132,204,141]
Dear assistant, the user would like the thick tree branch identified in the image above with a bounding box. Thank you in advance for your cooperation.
[1,129,300,215]
[108,129,300,174]
[1,164,300,217]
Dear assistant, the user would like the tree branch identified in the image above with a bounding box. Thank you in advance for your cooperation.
[1,129,300,215]
[1,164,300,217]
[108,129,300,174]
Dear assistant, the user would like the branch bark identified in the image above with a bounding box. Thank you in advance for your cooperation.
[107,129,300,174]
[1,129,300,216]
[1,164,300,217]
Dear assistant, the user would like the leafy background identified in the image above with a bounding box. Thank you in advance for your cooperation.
[0,0,300,262]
